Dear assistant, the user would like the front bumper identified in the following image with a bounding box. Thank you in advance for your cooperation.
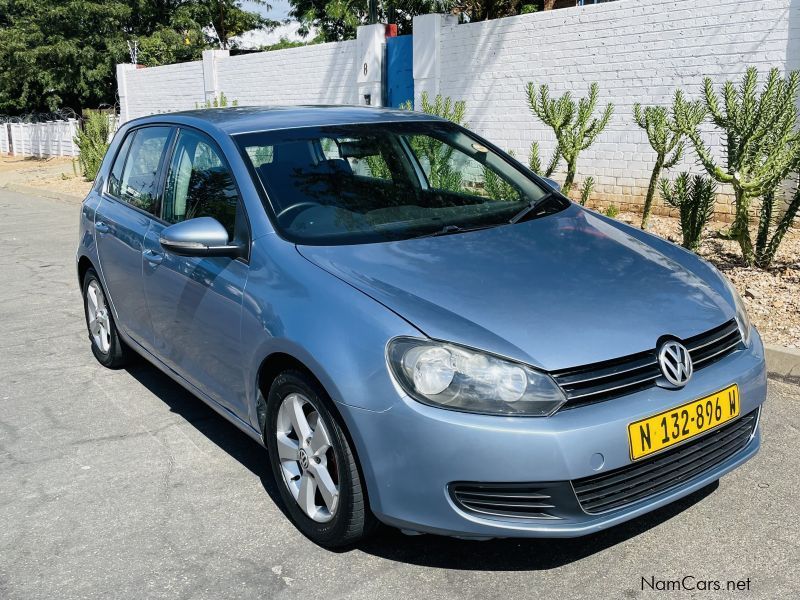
[338,330,767,538]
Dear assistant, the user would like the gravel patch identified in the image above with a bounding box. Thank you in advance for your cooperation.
[616,211,800,348]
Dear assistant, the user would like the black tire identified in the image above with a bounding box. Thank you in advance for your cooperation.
[265,369,377,547]
[82,268,131,369]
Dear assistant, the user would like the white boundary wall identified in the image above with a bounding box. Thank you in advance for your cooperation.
[118,26,386,122]
[416,0,799,215]
[117,0,798,215]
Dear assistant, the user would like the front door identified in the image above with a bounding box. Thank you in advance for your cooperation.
[142,128,250,415]
[95,126,172,347]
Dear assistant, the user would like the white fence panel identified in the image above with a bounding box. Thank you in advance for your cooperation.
[0,125,9,154]
[4,119,80,157]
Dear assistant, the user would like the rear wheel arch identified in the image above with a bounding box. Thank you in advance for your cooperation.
[77,255,95,287]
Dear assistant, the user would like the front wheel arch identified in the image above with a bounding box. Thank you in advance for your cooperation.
[255,352,376,518]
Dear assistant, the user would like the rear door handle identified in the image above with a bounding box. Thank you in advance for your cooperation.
[95,221,110,234]
[143,249,163,265]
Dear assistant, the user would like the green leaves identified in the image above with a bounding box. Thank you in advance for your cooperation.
[526,81,613,195]
[0,1,271,113]
[74,110,112,181]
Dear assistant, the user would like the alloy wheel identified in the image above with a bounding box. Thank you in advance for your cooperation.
[275,393,339,522]
[86,280,111,354]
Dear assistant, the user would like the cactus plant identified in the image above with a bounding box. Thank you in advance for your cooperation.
[677,67,800,266]
[397,91,467,192]
[633,91,704,230]
[753,175,800,267]
[526,82,613,195]
[579,176,594,206]
[483,150,520,201]
[659,172,716,251]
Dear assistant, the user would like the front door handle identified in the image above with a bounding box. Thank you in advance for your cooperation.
[95,221,110,234]
[143,249,164,265]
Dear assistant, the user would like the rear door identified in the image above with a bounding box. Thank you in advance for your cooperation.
[95,126,173,347]
[142,127,250,415]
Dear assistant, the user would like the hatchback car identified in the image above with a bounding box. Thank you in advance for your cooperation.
[77,106,765,547]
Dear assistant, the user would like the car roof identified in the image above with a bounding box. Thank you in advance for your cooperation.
[124,105,446,136]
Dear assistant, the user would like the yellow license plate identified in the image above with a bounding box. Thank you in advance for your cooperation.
[628,384,740,460]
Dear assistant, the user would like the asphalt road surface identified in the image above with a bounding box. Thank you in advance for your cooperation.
[1,188,798,600]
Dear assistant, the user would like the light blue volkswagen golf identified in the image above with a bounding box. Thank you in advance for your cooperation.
[77,106,766,547]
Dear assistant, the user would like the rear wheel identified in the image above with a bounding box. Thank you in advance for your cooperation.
[265,370,377,547]
[82,268,131,369]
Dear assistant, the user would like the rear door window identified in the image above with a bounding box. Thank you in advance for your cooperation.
[108,126,172,215]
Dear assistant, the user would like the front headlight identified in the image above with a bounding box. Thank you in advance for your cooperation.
[387,337,566,416]
[721,275,752,347]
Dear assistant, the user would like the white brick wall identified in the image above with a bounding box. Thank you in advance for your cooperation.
[433,0,799,216]
[216,40,359,106]
[117,0,798,217]
[125,61,206,119]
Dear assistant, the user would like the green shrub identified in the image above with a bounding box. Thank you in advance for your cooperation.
[195,92,238,109]
[74,111,111,181]
[603,204,619,219]
[526,82,613,195]
[659,172,716,251]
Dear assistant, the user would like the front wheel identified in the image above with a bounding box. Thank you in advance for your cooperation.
[82,268,132,369]
[265,370,377,547]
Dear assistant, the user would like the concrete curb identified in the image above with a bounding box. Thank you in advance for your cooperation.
[0,181,84,204]
[766,345,800,384]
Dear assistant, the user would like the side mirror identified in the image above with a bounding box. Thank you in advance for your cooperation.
[159,217,242,258]
[542,177,561,192]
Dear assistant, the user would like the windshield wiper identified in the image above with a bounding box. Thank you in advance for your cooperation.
[410,223,500,240]
[509,192,557,224]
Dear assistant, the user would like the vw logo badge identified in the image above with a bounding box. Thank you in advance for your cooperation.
[298,448,310,471]
[658,340,693,388]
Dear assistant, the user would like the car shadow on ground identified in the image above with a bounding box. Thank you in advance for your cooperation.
[125,360,720,571]
[124,361,291,521]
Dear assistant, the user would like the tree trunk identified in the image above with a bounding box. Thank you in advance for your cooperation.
[641,155,664,230]
[562,162,576,197]
[732,187,754,265]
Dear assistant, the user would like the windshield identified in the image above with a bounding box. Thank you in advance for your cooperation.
[236,121,557,245]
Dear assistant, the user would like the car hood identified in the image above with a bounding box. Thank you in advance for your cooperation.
[296,204,734,371]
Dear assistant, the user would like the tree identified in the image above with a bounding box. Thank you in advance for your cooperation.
[677,67,800,267]
[526,81,613,196]
[289,1,551,42]
[0,1,274,113]
[290,0,451,41]
[0,0,131,112]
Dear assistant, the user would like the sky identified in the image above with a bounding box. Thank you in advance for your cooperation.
[236,0,306,47]
[244,0,292,21]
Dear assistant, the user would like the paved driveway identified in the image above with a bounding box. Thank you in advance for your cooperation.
[0,189,798,600]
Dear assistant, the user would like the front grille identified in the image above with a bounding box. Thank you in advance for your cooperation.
[552,320,743,408]
[449,483,561,520]
[572,409,758,514]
